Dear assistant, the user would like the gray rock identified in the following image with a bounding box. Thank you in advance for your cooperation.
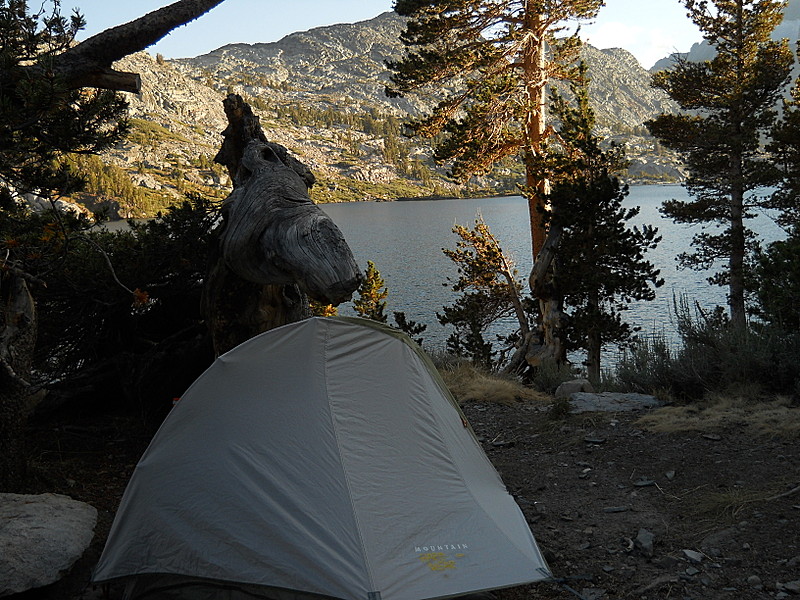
[682,549,704,564]
[635,528,655,558]
[555,378,594,399]
[747,574,763,589]
[569,392,663,413]
[700,527,737,552]
[781,580,800,594]
[0,493,97,597]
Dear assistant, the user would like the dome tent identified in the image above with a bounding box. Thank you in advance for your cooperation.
[93,317,550,600]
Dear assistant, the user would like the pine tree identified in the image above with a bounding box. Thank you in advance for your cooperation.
[0,0,130,489]
[758,64,800,331]
[0,0,225,490]
[540,65,663,382]
[0,1,129,203]
[645,0,793,327]
[353,260,389,323]
[769,45,800,231]
[386,0,603,261]
[438,214,531,370]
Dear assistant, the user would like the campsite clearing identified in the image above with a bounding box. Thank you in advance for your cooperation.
[18,394,800,600]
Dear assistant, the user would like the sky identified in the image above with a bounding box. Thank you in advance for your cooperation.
[72,0,702,70]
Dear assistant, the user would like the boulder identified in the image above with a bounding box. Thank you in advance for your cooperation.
[0,493,97,597]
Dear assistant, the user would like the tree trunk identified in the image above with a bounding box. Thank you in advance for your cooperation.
[729,156,747,328]
[202,247,310,356]
[203,95,361,355]
[528,222,568,367]
[0,272,37,491]
[522,10,550,261]
[586,292,601,385]
[520,9,566,369]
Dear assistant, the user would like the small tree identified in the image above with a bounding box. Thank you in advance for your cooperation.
[646,0,793,328]
[438,215,530,370]
[538,65,664,382]
[353,260,389,323]
[351,261,428,344]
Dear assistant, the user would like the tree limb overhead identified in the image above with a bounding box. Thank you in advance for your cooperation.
[51,0,226,92]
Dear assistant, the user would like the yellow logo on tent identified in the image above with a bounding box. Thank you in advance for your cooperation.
[415,543,469,571]
[418,552,457,571]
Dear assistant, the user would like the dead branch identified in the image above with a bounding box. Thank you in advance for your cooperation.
[46,0,227,92]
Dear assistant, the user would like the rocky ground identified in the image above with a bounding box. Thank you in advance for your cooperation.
[12,396,800,600]
[464,401,800,600]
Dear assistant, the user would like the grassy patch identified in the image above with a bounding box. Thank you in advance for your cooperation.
[635,396,800,436]
[127,118,192,145]
[686,480,800,527]
[438,360,550,405]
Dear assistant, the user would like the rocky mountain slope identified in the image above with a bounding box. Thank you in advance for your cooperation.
[88,11,686,217]
[176,11,683,182]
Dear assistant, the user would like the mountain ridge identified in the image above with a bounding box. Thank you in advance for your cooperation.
[84,11,686,217]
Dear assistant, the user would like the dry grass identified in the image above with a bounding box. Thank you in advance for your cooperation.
[635,395,800,436]
[690,485,795,523]
[439,362,551,406]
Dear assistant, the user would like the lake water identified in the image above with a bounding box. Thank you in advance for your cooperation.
[321,185,787,353]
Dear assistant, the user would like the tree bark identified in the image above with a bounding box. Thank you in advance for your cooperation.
[522,10,550,261]
[203,95,361,355]
[202,246,310,357]
[586,292,601,385]
[527,223,567,367]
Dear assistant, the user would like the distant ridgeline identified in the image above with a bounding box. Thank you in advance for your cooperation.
[71,11,694,217]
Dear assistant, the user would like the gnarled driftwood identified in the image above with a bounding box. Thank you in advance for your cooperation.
[203,95,361,355]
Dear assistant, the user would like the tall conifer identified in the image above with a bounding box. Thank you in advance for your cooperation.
[386,0,603,260]
[646,0,792,327]
[540,65,663,381]
[387,0,603,365]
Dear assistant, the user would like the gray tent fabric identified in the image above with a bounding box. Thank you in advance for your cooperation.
[93,317,550,600]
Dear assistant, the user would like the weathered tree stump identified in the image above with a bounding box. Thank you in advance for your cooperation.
[203,95,361,355]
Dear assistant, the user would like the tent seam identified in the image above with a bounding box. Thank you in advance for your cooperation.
[323,320,380,598]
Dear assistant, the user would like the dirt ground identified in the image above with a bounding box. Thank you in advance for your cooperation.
[13,397,800,600]
[463,400,800,600]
